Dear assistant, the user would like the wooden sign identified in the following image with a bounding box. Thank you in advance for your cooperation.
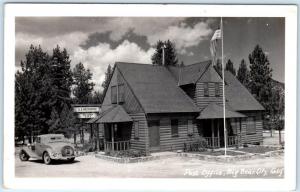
[78,113,98,119]
[73,107,100,113]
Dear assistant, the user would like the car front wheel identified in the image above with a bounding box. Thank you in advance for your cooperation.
[43,152,51,165]
[19,150,29,161]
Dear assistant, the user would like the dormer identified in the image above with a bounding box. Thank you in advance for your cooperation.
[197,64,223,98]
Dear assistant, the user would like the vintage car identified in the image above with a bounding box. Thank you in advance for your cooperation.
[19,134,76,164]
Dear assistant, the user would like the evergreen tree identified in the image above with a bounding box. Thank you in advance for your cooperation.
[15,45,53,141]
[101,64,113,91]
[72,62,95,104]
[248,45,273,113]
[49,45,73,113]
[151,40,178,66]
[225,59,236,76]
[237,59,250,87]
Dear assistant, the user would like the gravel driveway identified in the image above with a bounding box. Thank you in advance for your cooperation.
[15,154,284,178]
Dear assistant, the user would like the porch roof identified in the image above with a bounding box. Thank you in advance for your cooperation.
[197,103,246,119]
[94,105,133,123]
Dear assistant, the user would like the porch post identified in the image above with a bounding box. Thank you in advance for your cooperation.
[111,124,115,151]
[211,119,215,149]
[217,120,220,148]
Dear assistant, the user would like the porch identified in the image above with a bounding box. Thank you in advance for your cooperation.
[87,105,133,152]
[197,103,246,149]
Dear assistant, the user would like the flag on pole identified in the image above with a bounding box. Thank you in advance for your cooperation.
[210,29,222,66]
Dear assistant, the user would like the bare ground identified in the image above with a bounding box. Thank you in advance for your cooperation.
[15,133,284,178]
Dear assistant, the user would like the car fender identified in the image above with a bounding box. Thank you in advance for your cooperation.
[19,148,30,157]
[43,148,56,159]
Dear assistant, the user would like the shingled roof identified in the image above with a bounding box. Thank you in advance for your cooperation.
[168,60,211,86]
[116,62,199,114]
[224,71,265,111]
[169,61,264,111]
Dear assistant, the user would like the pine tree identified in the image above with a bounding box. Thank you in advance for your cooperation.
[49,45,73,113]
[151,40,178,66]
[72,62,95,104]
[225,59,236,76]
[248,45,273,116]
[101,64,113,91]
[237,59,250,87]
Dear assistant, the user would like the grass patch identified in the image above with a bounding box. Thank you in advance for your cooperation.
[235,146,278,154]
[196,150,245,156]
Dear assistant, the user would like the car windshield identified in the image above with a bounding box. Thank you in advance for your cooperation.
[47,136,70,143]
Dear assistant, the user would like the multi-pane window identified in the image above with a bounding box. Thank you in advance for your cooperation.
[246,117,256,134]
[134,121,139,139]
[215,82,220,97]
[187,120,194,135]
[171,119,179,137]
[204,82,209,97]
[111,84,125,104]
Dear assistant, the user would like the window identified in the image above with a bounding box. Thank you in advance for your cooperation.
[204,82,209,97]
[215,82,220,97]
[111,85,117,104]
[134,121,139,139]
[118,84,125,103]
[171,119,179,137]
[246,117,256,135]
[111,84,125,104]
[187,120,194,135]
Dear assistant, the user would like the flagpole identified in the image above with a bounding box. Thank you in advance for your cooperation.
[221,17,227,156]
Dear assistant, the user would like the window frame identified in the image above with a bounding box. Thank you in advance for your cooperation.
[118,84,125,103]
[134,121,139,139]
[215,82,220,97]
[246,116,256,135]
[187,120,194,136]
[111,85,117,104]
[171,119,179,137]
[204,82,209,97]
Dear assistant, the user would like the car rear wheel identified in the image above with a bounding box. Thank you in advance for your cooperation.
[19,150,29,161]
[43,152,51,165]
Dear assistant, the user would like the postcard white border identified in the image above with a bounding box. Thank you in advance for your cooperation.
[3,4,297,191]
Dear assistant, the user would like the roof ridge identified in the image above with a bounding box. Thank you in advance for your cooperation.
[185,60,211,67]
[116,62,155,66]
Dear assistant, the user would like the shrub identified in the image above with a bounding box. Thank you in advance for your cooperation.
[76,143,94,153]
[184,138,208,152]
[105,149,146,158]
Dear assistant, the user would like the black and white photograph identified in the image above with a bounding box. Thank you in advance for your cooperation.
[3,4,297,191]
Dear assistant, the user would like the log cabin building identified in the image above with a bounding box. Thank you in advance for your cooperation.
[87,61,264,154]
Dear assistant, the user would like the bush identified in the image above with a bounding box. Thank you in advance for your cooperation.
[76,143,94,153]
[184,138,208,152]
[105,149,146,158]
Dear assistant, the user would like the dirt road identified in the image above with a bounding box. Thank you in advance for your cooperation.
[15,154,284,178]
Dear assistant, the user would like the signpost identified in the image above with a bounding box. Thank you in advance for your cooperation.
[72,105,101,144]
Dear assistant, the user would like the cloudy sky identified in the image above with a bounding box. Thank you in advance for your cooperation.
[15,17,285,91]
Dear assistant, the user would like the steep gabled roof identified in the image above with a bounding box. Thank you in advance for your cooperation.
[169,60,264,111]
[224,71,265,111]
[168,60,211,85]
[116,62,199,114]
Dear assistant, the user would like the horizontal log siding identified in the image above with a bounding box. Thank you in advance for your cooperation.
[129,113,149,153]
[240,111,263,144]
[147,114,199,152]
[195,82,223,110]
[101,67,143,113]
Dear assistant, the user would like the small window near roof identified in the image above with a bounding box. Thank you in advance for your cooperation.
[215,82,220,97]
[171,119,179,137]
[204,83,209,97]
[134,121,139,139]
[118,84,125,103]
[111,86,117,104]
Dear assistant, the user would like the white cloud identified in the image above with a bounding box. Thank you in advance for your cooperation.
[15,32,88,65]
[71,40,155,91]
[147,22,213,54]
